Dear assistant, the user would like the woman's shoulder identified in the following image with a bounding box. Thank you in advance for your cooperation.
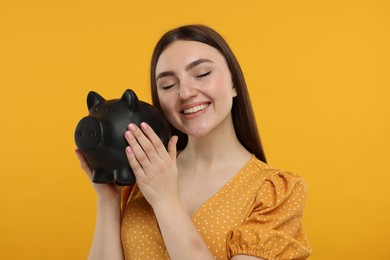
[241,155,309,212]
[243,155,307,189]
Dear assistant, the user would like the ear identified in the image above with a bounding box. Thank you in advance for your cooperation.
[120,89,139,111]
[232,85,237,97]
[87,91,105,110]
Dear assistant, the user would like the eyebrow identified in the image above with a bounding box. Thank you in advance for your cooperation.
[156,58,214,81]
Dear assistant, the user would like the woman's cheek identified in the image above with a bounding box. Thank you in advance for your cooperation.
[159,101,177,126]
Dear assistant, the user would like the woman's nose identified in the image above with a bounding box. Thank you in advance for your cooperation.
[178,82,198,100]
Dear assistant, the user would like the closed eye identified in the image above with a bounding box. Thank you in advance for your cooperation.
[196,71,211,78]
[161,83,176,90]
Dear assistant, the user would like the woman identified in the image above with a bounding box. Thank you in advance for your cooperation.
[76,25,311,259]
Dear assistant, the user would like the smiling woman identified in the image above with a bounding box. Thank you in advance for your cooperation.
[76,24,311,260]
[150,25,267,161]
[155,40,237,139]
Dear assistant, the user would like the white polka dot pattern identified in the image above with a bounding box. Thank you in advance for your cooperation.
[121,156,311,259]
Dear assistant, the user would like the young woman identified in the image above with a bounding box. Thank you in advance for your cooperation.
[76,25,311,260]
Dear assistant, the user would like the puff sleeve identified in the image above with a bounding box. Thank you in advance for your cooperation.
[226,171,311,259]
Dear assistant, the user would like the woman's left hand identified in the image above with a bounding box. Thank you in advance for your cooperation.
[124,122,179,208]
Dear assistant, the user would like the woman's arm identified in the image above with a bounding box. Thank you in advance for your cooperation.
[88,195,123,260]
[152,197,215,259]
[75,150,124,260]
[125,123,214,260]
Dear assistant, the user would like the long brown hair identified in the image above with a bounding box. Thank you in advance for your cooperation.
[150,25,266,163]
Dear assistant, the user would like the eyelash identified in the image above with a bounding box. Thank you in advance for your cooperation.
[161,83,176,90]
[196,71,211,78]
[160,71,211,90]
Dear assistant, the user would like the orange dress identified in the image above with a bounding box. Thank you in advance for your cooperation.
[120,156,311,259]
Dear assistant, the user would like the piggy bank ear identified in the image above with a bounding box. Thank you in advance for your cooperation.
[121,89,139,111]
[87,91,105,110]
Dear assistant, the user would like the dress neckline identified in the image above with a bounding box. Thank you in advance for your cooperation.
[190,154,256,220]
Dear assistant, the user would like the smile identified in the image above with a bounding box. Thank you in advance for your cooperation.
[182,104,209,115]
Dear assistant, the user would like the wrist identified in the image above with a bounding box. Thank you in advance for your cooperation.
[93,184,121,203]
[97,193,121,207]
[152,197,186,218]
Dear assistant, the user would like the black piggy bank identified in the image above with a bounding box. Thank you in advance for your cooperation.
[75,89,171,186]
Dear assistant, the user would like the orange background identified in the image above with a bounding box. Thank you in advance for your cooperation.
[0,0,389,259]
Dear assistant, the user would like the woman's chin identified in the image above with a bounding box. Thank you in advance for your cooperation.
[182,126,211,139]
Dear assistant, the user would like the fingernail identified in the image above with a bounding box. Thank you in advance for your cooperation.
[125,131,133,139]
[128,123,137,131]
[125,146,133,154]
[140,122,148,130]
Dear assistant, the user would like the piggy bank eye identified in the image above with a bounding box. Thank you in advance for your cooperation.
[105,106,111,112]
[94,107,99,112]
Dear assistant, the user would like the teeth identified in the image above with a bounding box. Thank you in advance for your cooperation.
[183,104,208,115]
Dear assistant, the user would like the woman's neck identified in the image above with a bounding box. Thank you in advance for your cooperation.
[178,118,251,169]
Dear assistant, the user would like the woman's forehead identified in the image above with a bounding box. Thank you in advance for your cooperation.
[156,40,224,72]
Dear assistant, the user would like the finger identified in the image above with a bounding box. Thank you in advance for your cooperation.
[125,146,146,178]
[75,149,93,180]
[140,122,169,159]
[124,128,152,169]
[167,135,178,162]
[128,123,160,162]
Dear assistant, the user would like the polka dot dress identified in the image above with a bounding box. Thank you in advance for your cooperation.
[121,156,311,259]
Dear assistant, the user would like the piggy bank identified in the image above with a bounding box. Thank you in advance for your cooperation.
[75,89,171,186]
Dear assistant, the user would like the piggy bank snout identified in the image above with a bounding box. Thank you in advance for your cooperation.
[75,116,102,151]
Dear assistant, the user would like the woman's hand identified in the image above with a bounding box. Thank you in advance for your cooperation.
[124,122,179,208]
[75,149,121,203]
[76,150,124,260]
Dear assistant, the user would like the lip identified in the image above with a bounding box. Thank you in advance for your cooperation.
[179,102,211,114]
[179,102,211,119]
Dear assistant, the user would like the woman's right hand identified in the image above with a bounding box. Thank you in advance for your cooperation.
[76,149,125,260]
[75,149,121,202]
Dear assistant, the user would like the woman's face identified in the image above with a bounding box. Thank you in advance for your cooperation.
[155,40,237,138]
